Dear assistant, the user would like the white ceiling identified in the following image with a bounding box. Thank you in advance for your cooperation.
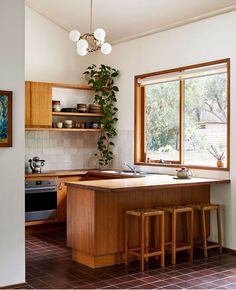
[25,0,236,44]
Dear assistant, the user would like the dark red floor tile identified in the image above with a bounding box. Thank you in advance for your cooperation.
[12,224,236,290]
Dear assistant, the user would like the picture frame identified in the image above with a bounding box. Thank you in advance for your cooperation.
[0,90,12,147]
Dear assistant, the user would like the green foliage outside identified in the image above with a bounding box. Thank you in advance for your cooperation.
[146,74,227,162]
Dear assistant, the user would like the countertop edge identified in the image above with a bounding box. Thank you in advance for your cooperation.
[25,170,89,178]
[66,178,230,192]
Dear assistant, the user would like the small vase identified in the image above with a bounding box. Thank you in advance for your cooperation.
[217,160,224,168]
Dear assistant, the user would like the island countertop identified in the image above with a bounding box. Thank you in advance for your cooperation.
[66,174,230,192]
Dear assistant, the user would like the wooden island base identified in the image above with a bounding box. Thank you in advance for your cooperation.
[67,182,212,268]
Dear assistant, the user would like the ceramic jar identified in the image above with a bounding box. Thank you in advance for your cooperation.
[52,100,61,112]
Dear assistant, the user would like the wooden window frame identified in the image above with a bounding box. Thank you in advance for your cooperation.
[134,58,230,171]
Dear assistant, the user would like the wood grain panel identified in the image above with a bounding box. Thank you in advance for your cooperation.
[67,184,210,267]
[67,188,95,254]
[25,81,31,126]
[57,176,82,222]
[30,82,52,127]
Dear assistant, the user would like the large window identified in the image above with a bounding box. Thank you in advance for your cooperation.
[135,59,230,170]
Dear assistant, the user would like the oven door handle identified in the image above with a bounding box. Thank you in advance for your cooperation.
[25,187,57,194]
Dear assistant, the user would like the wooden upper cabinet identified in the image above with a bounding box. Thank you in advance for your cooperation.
[25,81,52,127]
[25,81,31,127]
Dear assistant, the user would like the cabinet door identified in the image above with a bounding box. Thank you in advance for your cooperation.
[57,176,82,222]
[25,81,31,127]
[30,82,52,127]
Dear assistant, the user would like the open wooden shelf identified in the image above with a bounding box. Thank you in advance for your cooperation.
[52,112,103,117]
[25,128,102,132]
[51,82,94,91]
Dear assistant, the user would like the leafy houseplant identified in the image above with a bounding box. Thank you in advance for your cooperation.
[84,64,119,168]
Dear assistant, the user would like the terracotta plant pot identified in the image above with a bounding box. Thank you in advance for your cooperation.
[217,160,224,168]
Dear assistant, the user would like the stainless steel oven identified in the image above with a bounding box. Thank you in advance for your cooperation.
[25,179,57,222]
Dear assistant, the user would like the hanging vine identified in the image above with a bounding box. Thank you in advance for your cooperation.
[84,64,119,167]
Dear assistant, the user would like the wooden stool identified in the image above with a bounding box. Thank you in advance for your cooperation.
[188,203,222,258]
[124,208,165,271]
[158,205,194,265]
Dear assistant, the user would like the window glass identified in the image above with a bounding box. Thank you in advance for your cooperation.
[145,81,180,161]
[184,74,227,166]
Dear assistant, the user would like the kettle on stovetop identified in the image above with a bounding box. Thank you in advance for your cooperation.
[29,157,45,173]
[176,167,192,179]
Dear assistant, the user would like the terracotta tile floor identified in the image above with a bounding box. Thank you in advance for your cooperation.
[17,224,236,289]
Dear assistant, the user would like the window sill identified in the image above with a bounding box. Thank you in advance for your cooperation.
[135,162,229,172]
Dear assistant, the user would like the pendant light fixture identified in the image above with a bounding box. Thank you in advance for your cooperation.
[69,0,112,56]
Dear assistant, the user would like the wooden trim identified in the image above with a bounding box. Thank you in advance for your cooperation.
[179,80,184,164]
[140,86,145,161]
[134,58,230,171]
[134,81,143,163]
[0,90,12,147]
[52,112,103,117]
[0,283,26,289]
[72,250,124,268]
[25,218,59,227]
[226,59,230,171]
[135,58,230,80]
[135,162,230,171]
[51,82,94,90]
[25,128,102,132]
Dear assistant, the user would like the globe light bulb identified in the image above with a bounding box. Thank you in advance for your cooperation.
[77,39,88,50]
[69,30,80,42]
[94,28,106,41]
[101,43,112,55]
[77,47,88,56]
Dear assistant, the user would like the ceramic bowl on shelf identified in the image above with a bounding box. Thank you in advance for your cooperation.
[64,124,73,129]
[64,120,73,128]
[77,104,88,113]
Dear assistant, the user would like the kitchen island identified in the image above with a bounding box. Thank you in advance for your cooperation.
[66,173,229,268]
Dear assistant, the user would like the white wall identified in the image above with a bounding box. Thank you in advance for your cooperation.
[25,7,98,170]
[0,0,25,287]
[97,11,236,249]
[25,6,94,84]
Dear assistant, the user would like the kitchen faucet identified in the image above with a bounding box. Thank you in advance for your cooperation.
[123,162,137,174]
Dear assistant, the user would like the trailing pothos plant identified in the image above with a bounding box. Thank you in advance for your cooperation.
[84,64,119,168]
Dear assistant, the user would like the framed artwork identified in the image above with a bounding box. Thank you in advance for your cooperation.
[0,90,12,147]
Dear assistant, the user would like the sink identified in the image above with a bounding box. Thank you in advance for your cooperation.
[99,170,157,176]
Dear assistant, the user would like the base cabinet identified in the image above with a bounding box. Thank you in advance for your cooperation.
[57,176,82,222]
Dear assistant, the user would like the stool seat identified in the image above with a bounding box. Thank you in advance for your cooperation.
[125,208,165,271]
[158,205,193,213]
[188,203,219,210]
[126,208,165,216]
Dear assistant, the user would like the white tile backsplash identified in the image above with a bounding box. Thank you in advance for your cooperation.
[25,131,100,172]
[26,129,229,179]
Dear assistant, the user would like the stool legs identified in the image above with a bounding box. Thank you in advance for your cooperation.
[125,209,165,271]
[124,212,128,265]
[172,210,177,265]
[160,213,165,268]
[140,215,145,272]
[189,209,194,262]
[196,204,223,258]
[217,207,223,254]
[201,209,208,258]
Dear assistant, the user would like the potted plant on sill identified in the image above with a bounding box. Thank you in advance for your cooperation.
[208,145,225,168]
[84,64,119,168]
